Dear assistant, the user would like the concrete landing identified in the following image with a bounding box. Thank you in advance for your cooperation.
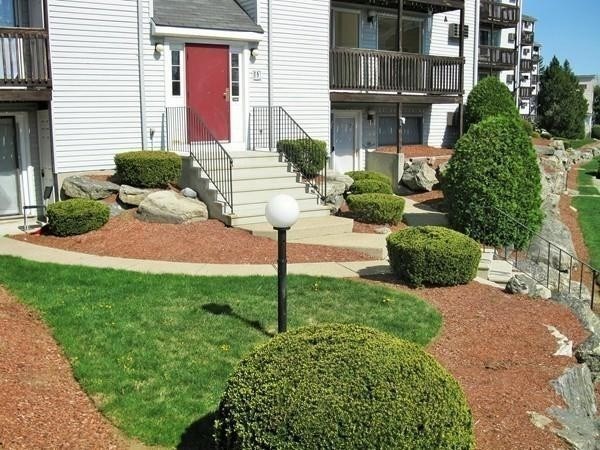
[290,232,388,259]
[402,198,448,227]
[239,216,354,241]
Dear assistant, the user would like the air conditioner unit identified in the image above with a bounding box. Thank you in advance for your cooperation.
[448,24,469,39]
[508,33,516,43]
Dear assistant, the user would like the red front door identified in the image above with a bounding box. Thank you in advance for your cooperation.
[186,44,230,141]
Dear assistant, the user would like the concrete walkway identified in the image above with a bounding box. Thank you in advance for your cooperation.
[403,198,449,227]
[0,237,391,278]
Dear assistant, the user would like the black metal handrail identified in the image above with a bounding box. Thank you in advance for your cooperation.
[488,206,598,309]
[251,106,327,201]
[166,107,234,214]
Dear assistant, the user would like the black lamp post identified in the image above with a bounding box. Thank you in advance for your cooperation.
[265,195,300,333]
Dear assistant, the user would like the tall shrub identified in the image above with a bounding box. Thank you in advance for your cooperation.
[538,57,588,139]
[442,115,543,248]
[464,76,520,130]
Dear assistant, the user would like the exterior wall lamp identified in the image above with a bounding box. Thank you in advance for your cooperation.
[367,109,376,124]
[154,43,164,55]
[250,47,259,58]
[265,194,300,333]
[367,10,377,23]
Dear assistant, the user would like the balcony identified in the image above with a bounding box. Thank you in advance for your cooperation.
[521,59,533,72]
[330,48,463,96]
[522,31,534,45]
[478,45,516,70]
[480,0,519,28]
[519,87,534,98]
[0,27,51,100]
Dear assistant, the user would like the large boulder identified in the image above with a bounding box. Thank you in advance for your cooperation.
[528,212,577,272]
[62,176,120,200]
[575,334,600,382]
[137,191,208,224]
[325,172,354,213]
[118,185,156,206]
[401,160,438,192]
[551,140,565,152]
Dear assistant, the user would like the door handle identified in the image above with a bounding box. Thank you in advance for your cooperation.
[223,88,230,101]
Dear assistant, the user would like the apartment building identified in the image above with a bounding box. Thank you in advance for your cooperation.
[577,74,598,137]
[518,14,540,122]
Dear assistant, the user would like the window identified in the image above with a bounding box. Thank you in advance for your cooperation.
[378,16,423,53]
[231,53,240,101]
[171,50,181,96]
[333,10,359,48]
[0,0,15,27]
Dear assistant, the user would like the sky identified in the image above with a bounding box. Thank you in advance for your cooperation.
[524,0,599,76]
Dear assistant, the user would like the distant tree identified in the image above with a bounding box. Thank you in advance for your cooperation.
[538,56,588,138]
[593,85,600,125]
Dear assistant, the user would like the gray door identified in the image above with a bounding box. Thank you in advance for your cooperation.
[403,117,423,145]
[0,117,20,216]
[333,116,356,174]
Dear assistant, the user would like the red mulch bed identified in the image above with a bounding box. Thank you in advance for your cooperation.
[369,277,589,450]
[0,287,132,450]
[12,210,374,264]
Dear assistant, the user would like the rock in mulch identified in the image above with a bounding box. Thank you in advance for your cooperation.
[326,173,354,213]
[118,184,156,206]
[181,187,198,199]
[62,176,119,200]
[402,160,438,192]
[575,334,600,383]
[138,191,208,224]
[506,274,536,295]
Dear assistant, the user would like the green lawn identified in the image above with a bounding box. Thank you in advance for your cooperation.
[0,256,441,448]
[574,159,600,268]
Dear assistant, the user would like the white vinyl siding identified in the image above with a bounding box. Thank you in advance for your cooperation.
[426,0,476,147]
[252,0,330,146]
[48,0,159,172]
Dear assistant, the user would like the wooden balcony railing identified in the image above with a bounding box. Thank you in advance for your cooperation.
[330,48,463,95]
[521,59,533,72]
[519,87,534,98]
[479,45,516,69]
[480,0,519,27]
[0,27,51,87]
[522,31,534,45]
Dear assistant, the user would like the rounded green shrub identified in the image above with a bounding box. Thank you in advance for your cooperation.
[592,125,600,139]
[442,115,543,248]
[521,118,534,136]
[215,324,474,450]
[346,170,392,185]
[114,151,182,188]
[47,199,110,237]
[464,76,520,129]
[349,178,393,195]
[346,193,405,224]
[387,226,481,287]
[276,139,328,178]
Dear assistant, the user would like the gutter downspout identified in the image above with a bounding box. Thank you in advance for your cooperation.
[268,0,273,150]
[473,0,480,91]
[137,0,148,150]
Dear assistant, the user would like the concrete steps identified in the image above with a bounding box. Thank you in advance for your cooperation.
[180,153,331,227]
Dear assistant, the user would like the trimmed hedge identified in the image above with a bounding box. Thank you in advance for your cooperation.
[276,139,328,178]
[442,115,543,248]
[47,199,110,237]
[592,125,600,139]
[349,178,393,195]
[114,151,182,188]
[346,170,392,185]
[387,226,481,287]
[215,324,474,450]
[464,76,520,130]
[347,193,405,224]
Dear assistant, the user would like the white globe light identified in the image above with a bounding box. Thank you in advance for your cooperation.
[265,195,300,229]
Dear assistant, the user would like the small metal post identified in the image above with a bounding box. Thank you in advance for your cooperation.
[276,227,289,333]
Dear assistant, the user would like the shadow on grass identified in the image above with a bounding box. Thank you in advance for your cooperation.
[178,411,217,450]
[202,303,274,338]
